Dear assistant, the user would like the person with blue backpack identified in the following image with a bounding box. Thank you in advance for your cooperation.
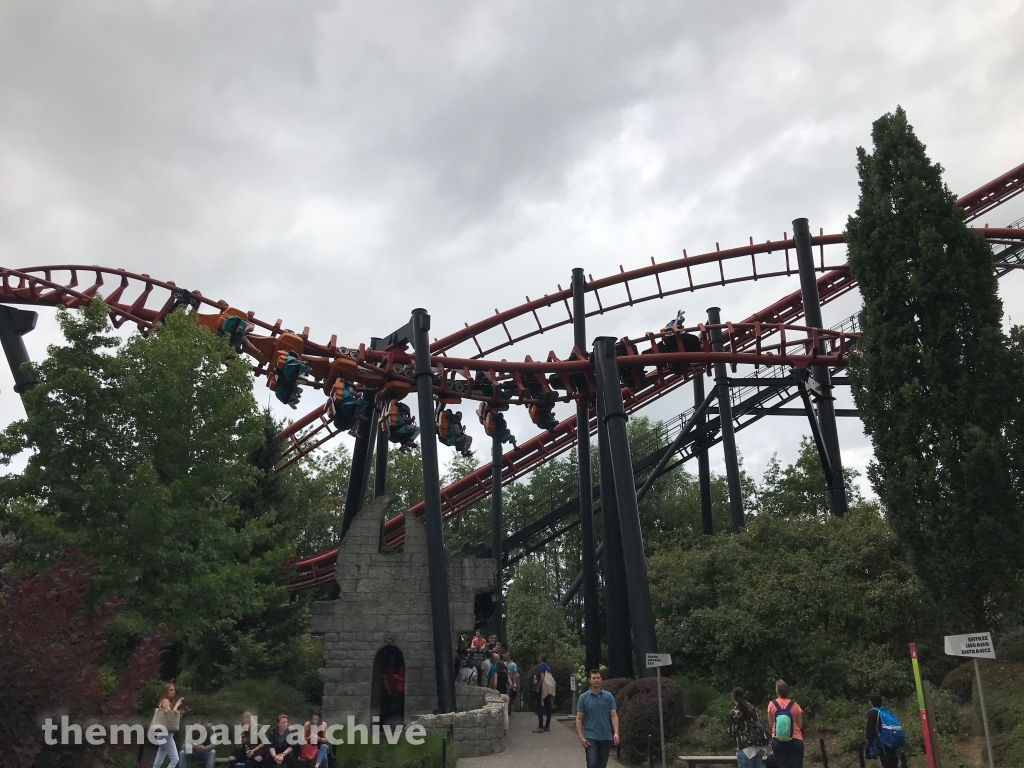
[864,692,905,767]
[766,680,803,768]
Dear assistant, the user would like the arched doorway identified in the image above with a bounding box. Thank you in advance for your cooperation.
[370,645,405,725]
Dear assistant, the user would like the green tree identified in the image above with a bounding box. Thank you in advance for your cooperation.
[753,438,864,519]
[0,302,290,664]
[505,559,583,669]
[281,442,352,558]
[649,505,931,698]
[846,107,1023,628]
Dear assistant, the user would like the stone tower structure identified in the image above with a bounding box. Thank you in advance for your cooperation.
[311,494,495,723]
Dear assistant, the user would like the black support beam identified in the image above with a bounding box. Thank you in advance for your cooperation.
[594,336,658,677]
[412,308,455,714]
[707,307,745,531]
[794,217,848,517]
[572,267,602,672]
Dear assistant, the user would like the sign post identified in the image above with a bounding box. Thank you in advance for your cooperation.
[909,644,936,768]
[570,673,578,715]
[945,632,996,768]
[646,653,672,768]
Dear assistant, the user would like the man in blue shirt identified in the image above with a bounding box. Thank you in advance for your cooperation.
[575,669,619,768]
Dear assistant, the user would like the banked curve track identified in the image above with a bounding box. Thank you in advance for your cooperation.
[0,161,1021,591]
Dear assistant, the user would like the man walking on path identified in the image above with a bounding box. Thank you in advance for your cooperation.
[575,669,619,768]
[533,654,555,733]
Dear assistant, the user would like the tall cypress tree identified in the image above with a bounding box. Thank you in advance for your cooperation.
[846,107,1023,630]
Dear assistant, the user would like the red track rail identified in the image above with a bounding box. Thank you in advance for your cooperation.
[286,165,1024,590]
[0,161,1020,591]
[957,162,1024,221]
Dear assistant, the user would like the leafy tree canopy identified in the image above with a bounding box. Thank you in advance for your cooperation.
[0,301,291,661]
[846,106,1024,628]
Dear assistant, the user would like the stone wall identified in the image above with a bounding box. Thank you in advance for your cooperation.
[414,683,508,757]
[311,495,495,723]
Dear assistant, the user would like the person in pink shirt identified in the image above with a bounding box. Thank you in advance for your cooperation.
[766,679,803,768]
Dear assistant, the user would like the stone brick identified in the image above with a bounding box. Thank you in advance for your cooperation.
[313,495,495,727]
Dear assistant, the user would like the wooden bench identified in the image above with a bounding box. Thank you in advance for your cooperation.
[677,757,738,768]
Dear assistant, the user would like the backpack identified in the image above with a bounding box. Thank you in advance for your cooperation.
[872,706,906,754]
[744,716,770,748]
[772,700,794,742]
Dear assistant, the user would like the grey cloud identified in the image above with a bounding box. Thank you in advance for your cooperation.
[1,0,1023,489]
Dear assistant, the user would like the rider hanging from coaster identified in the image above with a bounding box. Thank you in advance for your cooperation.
[216,314,262,358]
[663,309,686,330]
[273,350,312,409]
[528,402,559,432]
[476,402,517,449]
[382,399,420,451]
[329,379,371,436]
[437,408,474,457]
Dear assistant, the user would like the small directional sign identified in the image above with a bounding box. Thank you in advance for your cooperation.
[944,632,996,659]
[646,653,672,669]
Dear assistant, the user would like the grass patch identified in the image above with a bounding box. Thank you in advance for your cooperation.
[334,733,455,768]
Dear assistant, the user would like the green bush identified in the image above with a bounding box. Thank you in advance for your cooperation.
[690,692,734,754]
[178,676,312,722]
[601,677,632,698]
[334,733,455,768]
[649,507,929,699]
[675,678,716,718]
[977,662,1024,766]
[941,662,974,704]
[616,677,686,762]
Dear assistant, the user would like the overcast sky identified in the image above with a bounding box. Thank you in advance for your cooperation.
[1,0,1023,496]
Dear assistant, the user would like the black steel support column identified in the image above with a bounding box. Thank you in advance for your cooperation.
[707,307,745,531]
[596,358,633,679]
[341,417,373,537]
[0,306,38,397]
[594,337,658,677]
[412,308,455,714]
[692,373,714,535]
[572,268,602,672]
[793,218,848,517]
[491,438,503,640]
[373,403,388,499]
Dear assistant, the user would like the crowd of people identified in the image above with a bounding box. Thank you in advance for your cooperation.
[149,685,333,768]
[149,647,904,768]
[454,630,519,714]
[727,681,905,768]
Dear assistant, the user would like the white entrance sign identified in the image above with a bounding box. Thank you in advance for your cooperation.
[645,653,672,768]
[943,632,996,659]
[944,632,996,768]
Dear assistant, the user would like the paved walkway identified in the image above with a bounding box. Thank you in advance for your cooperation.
[458,712,627,768]
[457,712,582,768]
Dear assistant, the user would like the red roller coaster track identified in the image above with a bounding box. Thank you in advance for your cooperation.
[1,162,1022,592]
[286,164,1024,590]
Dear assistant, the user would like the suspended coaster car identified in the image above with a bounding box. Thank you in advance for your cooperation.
[327,379,371,433]
[381,399,419,451]
[477,402,517,448]
[437,407,473,457]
